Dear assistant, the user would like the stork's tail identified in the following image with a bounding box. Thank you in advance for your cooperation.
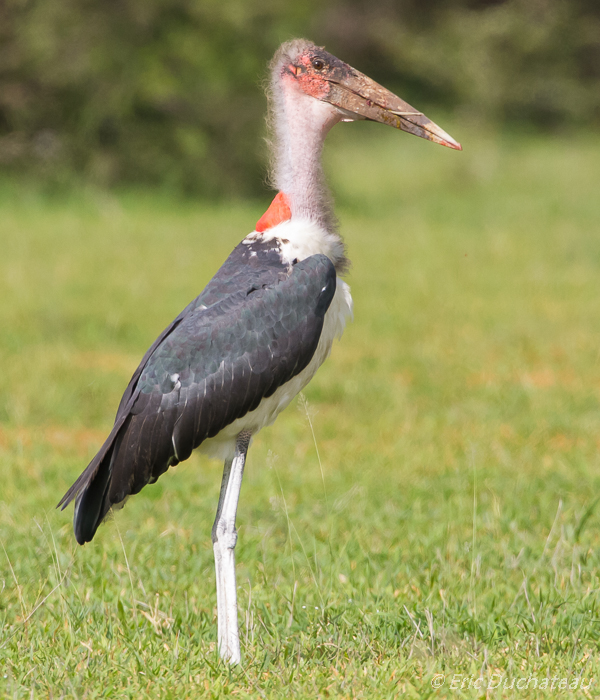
[73,459,113,544]
[57,421,126,544]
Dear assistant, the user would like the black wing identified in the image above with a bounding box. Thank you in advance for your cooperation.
[59,248,336,544]
[113,236,291,418]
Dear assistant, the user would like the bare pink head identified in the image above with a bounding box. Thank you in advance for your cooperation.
[272,40,461,150]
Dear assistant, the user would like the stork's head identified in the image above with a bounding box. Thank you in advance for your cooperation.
[272,39,461,151]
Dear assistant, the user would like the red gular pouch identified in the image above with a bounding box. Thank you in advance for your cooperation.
[255,192,292,232]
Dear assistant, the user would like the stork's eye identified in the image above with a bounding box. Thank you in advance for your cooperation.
[312,58,325,71]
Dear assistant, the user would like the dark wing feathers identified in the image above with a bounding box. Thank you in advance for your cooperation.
[60,249,336,544]
[58,238,287,513]
[112,237,286,421]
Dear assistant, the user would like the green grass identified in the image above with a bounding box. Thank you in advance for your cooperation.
[2,123,600,698]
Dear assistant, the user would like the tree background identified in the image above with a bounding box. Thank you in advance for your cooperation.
[1,0,599,196]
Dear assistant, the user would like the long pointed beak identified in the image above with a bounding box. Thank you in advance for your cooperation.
[325,69,462,151]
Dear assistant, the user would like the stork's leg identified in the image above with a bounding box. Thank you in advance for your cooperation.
[211,430,251,664]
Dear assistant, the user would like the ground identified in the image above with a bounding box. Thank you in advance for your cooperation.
[1,123,600,698]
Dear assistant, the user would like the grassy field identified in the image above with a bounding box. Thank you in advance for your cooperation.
[2,123,600,698]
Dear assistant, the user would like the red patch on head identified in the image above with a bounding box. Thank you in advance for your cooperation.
[295,53,330,99]
[255,192,292,232]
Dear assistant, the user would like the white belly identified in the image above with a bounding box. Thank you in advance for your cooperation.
[199,218,352,461]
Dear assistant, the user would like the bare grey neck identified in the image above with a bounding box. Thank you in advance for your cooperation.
[268,75,342,235]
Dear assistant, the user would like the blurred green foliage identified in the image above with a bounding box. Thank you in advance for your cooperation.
[1,0,599,194]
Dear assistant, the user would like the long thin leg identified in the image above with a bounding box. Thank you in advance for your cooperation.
[212,430,251,664]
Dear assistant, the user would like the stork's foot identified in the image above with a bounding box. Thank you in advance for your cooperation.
[212,431,251,665]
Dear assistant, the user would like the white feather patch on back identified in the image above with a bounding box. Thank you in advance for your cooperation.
[243,218,345,268]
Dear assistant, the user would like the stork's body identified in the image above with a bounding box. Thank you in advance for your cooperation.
[60,39,460,664]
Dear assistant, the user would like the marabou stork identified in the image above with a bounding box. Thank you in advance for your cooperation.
[59,39,461,664]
